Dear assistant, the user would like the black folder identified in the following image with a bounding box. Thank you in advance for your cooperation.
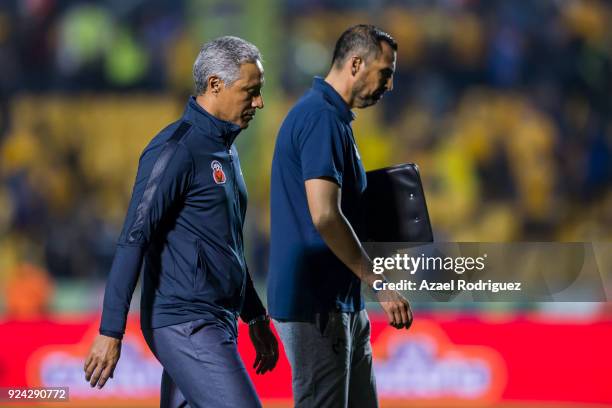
[364,163,433,242]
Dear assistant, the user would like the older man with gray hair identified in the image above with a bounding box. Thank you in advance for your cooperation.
[84,36,278,408]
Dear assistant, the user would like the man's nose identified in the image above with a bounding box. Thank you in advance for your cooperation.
[253,94,264,109]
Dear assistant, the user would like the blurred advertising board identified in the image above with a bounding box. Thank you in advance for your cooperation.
[1,312,610,406]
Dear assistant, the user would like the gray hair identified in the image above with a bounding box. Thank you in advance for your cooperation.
[193,36,262,95]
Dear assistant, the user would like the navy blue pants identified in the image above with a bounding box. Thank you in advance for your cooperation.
[142,318,261,408]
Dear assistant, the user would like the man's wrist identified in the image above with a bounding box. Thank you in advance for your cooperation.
[370,274,390,293]
[100,329,124,340]
[363,266,387,286]
[247,314,270,326]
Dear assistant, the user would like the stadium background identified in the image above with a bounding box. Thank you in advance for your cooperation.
[0,0,611,406]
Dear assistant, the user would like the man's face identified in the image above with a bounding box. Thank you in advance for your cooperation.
[216,60,264,129]
[351,41,396,109]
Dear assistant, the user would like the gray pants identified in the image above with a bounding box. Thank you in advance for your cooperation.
[274,310,378,408]
[142,318,261,408]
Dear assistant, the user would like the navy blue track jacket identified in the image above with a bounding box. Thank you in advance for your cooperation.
[100,97,266,339]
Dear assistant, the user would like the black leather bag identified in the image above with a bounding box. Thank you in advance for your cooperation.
[364,163,433,242]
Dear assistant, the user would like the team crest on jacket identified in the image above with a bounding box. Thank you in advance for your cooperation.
[211,160,226,184]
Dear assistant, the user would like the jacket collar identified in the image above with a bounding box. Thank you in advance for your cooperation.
[183,96,242,146]
[312,77,356,123]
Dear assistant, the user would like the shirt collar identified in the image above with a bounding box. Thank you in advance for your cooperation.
[183,96,242,146]
[312,77,356,123]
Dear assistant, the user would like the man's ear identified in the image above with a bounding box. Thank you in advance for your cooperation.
[350,56,363,76]
[208,75,223,94]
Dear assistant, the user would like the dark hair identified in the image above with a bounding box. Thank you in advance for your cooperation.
[331,24,397,69]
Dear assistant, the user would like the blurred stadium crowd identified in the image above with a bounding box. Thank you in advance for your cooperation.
[0,0,611,315]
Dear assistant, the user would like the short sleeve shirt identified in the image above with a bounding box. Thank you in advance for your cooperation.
[267,77,367,321]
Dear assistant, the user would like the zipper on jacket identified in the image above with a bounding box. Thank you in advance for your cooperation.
[227,145,247,303]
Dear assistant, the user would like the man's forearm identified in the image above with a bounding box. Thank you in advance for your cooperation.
[240,270,267,323]
[313,210,379,286]
[99,244,145,338]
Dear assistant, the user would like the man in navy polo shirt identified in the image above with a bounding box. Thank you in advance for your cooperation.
[268,25,413,407]
[83,36,278,408]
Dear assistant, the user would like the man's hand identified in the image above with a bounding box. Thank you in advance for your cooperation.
[248,320,279,375]
[84,335,122,389]
[376,289,413,329]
